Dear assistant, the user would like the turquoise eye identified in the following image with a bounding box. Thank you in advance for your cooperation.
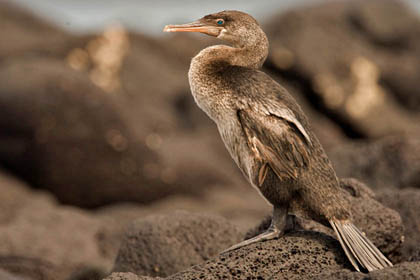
[217,19,224,25]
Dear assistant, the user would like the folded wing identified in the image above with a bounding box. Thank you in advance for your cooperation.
[237,107,312,186]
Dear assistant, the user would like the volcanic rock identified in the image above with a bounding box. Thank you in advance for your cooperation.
[315,262,420,280]
[246,178,403,261]
[169,231,350,280]
[104,272,160,280]
[112,211,242,277]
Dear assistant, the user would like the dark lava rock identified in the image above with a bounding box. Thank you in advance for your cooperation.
[377,188,420,261]
[104,272,160,280]
[0,57,173,207]
[246,178,403,262]
[265,0,420,138]
[169,231,350,280]
[113,211,242,277]
[315,262,420,280]
[313,269,366,280]
[329,135,420,190]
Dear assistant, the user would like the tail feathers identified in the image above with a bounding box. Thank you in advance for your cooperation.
[330,219,393,272]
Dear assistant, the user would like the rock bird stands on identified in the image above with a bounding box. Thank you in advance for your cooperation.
[164,10,393,272]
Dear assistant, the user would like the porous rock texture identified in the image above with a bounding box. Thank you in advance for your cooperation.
[104,272,161,280]
[108,179,403,279]
[169,231,350,280]
[246,178,403,261]
[315,262,420,280]
[112,211,242,277]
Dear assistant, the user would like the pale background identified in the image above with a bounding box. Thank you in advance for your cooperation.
[10,0,420,34]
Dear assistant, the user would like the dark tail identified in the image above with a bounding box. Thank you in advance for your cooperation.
[330,219,393,272]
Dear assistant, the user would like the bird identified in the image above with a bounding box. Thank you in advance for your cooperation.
[163,10,393,272]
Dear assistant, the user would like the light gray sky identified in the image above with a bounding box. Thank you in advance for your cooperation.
[10,0,420,35]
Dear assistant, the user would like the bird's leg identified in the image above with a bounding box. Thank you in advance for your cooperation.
[222,206,288,253]
[284,214,303,232]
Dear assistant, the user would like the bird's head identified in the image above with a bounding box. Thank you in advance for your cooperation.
[164,10,264,48]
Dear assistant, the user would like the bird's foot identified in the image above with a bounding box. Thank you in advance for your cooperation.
[221,225,281,254]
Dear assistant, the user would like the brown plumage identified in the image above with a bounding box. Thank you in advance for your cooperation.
[164,10,392,272]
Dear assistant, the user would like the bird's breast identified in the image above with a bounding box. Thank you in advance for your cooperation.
[188,52,258,182]
[188,74,229,122]
[217,119,256,181]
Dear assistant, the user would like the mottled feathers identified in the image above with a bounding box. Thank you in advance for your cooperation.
[237,108,311,186]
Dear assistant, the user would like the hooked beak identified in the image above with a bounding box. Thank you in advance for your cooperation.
[163,21,222,37]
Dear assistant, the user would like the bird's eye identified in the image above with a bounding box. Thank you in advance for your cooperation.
[216,19,224,25]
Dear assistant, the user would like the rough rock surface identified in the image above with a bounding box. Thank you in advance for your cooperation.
[169,231,350,280]
[104,272,160,280]
[315,262,420,280]
[246,178,403,261]
[113,211,242,277]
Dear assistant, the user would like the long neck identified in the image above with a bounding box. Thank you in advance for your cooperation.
[191,30,269,71]
[188,30,268,120]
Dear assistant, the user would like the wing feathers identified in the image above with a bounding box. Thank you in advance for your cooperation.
[238,108,311,186]
[258,162,269,187]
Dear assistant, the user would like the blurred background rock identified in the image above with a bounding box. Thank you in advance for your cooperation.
[0,0,420,279]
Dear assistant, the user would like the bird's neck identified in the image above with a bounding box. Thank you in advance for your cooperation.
[188,34,268,121]
[191,39,268,72]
